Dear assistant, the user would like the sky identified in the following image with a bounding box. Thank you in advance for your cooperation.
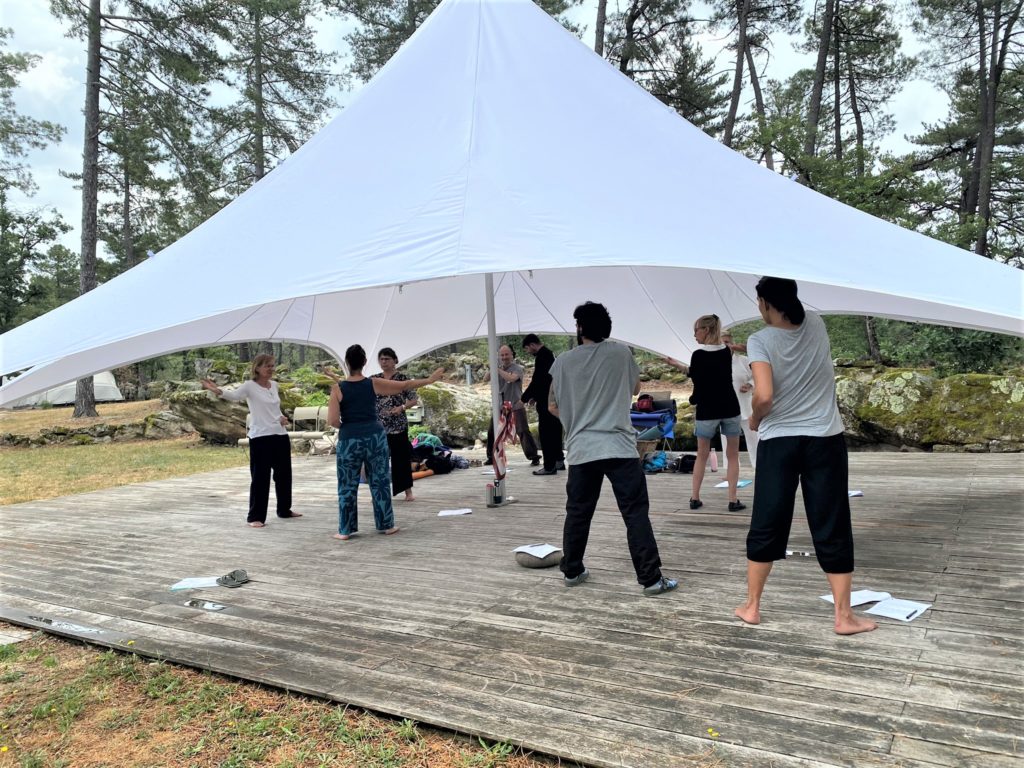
[1,0,948,252]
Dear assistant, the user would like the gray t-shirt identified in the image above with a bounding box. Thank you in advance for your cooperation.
[746,311,845,440]
[499,362,526,411]
[550,341,640,464]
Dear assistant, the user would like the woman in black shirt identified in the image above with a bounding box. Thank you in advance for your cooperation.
[667,314,746,511]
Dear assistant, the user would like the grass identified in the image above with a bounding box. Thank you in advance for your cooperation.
[0,629,564,768]
[0,399,167,436]
[0,436,247,505]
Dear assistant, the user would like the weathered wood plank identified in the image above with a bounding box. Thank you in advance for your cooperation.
[1,452,1021,768]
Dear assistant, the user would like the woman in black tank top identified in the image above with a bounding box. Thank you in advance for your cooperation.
[326,345,443,540]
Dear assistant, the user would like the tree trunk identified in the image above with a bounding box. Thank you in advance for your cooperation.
[74,0,102,418]
[744,45,774,171]
[803,0,836,161]
[962,0,988,232]
[594,0,608,56]
[832,13,842,160]
[252,5,266,181]
[619,1,644,77]
[723,0,752,148]
[864,316,881,362]
[973,0,1020,256]
[847,59,865,177]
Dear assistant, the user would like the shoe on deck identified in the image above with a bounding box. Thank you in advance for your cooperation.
[533,468,557,475]
[643,577,679,596]
[564,569,589,587]
[728,500,747,512]
[555,461,566,471]
[689,499,703,510]
[530,457,541,466]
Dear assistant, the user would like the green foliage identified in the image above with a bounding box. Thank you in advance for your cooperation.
[0,190,71,333]
[302,390,329,406]
[0,28,66,194]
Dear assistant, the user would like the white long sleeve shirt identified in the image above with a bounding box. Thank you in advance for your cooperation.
[219,380,287,439]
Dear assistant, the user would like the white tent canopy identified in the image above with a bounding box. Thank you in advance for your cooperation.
[0,371,123,409]
[1,0,1020,406]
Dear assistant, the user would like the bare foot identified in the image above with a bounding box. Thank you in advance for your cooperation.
[247,521,266,528]
[835,615,878,635]
[382,526,400,536]
[404,494,416,502]
[734,603,760,625]
[332,533,352,540]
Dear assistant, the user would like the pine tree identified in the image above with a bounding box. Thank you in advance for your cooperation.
[604,0,729,134]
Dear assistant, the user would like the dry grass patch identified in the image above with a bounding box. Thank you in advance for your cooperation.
[0,628,566,768]
[0,437,247,506]
[0,399,166,437]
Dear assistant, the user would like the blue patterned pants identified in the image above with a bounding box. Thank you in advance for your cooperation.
[336,430,395,535]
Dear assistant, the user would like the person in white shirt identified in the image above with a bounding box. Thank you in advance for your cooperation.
[201,354,300,528]
[721,330,758,470]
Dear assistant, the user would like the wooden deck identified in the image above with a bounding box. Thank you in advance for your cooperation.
[0,452,1021,767]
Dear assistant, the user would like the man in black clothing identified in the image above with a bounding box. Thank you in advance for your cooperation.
[521,334,565,475]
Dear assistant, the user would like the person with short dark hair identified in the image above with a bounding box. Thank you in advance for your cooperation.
[734,277,877,635]
[521,333,564,475]
[372,347,418,501]
[549,301,678,597]
[326,346,442,541]
[201,353,300,528]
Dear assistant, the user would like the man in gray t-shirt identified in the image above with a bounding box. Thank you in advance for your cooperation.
[549,302,677,597]
[735,278,876,636]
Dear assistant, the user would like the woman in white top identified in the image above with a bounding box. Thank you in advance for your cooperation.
[201,354,301,528]
[721,330,759,469]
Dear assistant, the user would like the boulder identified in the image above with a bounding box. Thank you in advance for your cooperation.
[835,368,1024,452]
[143,411,194,439]
[166,390,249,444]
[416,382,491,447]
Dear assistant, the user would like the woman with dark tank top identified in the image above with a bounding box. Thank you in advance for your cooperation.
[326,345,442,540]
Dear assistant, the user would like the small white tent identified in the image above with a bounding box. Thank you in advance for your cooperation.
[0,371,124,409]
[1,0,1020,406]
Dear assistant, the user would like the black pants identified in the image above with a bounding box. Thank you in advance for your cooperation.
[386,431,414,497]
[747,433,854,573]
[536,404,564,470]
[248,434,292,523]
[486,408,539,462]
[561,458,663,588]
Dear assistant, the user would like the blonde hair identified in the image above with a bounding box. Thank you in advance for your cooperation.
[251,353,275,380]
[694,314,722,344]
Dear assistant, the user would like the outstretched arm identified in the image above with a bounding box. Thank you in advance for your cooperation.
[663,356,689,374]
[372,367,444,396]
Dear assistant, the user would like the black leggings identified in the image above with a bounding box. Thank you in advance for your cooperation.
[248,434,292,523]
[746,433,853,573]
[386,432,414,496]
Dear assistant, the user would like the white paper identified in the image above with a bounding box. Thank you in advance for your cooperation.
[170,576,221,591]
[820,589,892,606]
[864,598,932,622]
[848,490,864,497]
[513,543,562,558]
[714,479,752,488]
[438,508,472,516]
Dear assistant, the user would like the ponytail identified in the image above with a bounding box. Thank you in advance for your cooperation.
[755,277,805,324]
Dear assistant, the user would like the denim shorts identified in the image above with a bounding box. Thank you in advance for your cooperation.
[695,416,742,440]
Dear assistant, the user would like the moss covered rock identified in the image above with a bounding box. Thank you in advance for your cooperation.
[167,389,249,444]
[416,382,490,447]
[836,367,1024,452]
